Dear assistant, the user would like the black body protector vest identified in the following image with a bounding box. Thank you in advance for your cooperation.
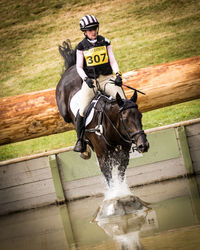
[77,35,113,79]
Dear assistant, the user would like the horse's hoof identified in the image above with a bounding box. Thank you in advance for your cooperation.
[80,146,91,160]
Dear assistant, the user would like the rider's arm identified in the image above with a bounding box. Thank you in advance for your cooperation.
[107,45,119,74]
[76,49,87,80]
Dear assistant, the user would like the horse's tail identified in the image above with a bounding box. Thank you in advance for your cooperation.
[59,39,76,70]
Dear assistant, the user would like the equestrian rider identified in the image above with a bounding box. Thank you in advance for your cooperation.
[74,14,126,152]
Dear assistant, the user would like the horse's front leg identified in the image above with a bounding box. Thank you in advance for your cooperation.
[97,154,113,187]
[97,148,130,187]
[115,149,130,182]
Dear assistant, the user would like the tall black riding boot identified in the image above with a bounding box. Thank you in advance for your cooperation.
[74,111,86,152]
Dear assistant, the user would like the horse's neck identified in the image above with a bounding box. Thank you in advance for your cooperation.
[104,101,120,125]
[96,95,120,126]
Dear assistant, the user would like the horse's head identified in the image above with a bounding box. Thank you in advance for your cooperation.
[116,92,149,153]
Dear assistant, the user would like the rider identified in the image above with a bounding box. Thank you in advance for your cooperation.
[74,14,126,152]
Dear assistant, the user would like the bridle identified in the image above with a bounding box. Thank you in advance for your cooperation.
[85,95,145,149]
[118,109,145,145]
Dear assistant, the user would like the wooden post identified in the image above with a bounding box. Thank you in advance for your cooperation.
[0,56,200,145]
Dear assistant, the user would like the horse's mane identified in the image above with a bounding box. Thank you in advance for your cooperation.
[59,39,76,71]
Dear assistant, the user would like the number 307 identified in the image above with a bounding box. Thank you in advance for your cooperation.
[87,53,106,64]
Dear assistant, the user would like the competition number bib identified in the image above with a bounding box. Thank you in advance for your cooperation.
[84,46,108,67]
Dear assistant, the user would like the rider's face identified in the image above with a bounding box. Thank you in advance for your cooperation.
[85,28,98,40]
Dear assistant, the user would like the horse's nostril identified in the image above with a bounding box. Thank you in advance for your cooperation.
[138,144,144,152]
[137,141,149,153]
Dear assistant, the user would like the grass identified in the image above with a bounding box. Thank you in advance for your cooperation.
[142,99,200,129]
[0,0,200,160]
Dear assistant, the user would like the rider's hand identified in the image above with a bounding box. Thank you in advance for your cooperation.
[85,77,95,88]
[114,72,122,87]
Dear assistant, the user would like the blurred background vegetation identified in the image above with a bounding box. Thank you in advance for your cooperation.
[0,0,200,160]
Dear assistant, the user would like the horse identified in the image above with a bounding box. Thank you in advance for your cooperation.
[56,40,149,186]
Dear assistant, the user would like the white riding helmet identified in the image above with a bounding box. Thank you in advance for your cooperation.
[80,15,99,31]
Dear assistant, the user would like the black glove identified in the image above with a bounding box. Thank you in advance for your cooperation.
[114,72,122,87]
[85,77,94,88]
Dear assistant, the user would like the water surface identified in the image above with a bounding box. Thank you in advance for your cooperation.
[1,176,200,250]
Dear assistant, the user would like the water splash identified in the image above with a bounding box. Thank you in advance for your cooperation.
[115,231,143,250]
[104,165,132,201]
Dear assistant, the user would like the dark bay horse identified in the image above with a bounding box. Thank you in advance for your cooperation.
[56,40,149,186]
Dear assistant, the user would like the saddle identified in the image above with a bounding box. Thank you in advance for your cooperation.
[70,90,113,127]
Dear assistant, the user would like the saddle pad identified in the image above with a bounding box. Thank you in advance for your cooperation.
[70,90,97,126]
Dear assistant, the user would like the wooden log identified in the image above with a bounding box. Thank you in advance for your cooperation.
[123,56,200,111]
[0,56,200,145]
[0,89,74,145]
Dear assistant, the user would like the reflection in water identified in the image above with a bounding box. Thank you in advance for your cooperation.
[0,176,200,250]
[94,195,156,250]
[93,176,200,250]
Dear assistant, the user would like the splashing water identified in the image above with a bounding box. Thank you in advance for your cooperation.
[104,165,132,201]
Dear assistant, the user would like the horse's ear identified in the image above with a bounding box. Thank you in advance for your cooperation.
[131,90,137,103]
[116,92,124,107]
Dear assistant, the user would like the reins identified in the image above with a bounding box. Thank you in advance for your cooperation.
[101,107,133,145]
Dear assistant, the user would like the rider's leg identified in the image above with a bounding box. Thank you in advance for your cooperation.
[74,110,86,152]
[99,75,126,99]
[79,81,96,116]
[74,81,95,152]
